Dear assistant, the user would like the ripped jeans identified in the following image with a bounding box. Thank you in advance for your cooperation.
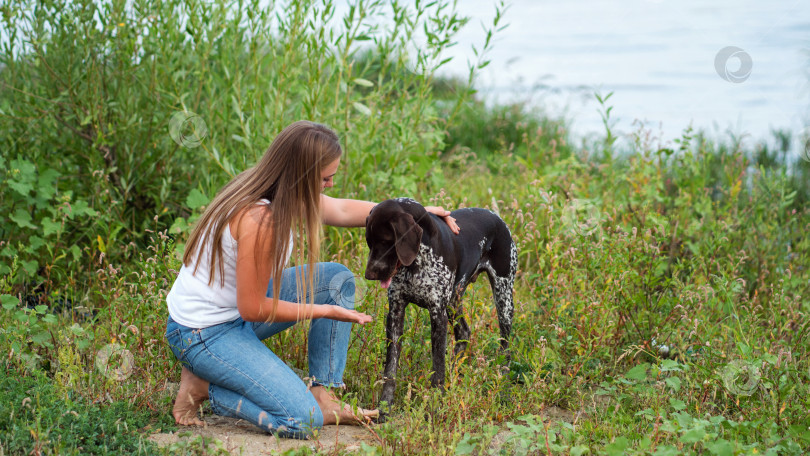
[165,262,357,439]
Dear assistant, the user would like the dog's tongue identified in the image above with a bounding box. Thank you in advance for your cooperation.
[381,277,392,289]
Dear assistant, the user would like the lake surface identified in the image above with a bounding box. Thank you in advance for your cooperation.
[7,1,806,151]
[438,0,810,151]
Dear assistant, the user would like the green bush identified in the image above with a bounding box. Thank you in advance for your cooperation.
[0,0,499,293]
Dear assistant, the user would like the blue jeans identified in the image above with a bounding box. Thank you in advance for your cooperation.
[165,262,358,439]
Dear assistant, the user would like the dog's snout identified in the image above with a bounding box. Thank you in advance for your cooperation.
[364,255,394,282]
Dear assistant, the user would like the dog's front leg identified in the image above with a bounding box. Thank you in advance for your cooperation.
[381,293,407,407]
[428,302,449,391]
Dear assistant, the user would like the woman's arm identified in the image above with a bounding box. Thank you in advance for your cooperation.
[231,205,372,324]
[320,194,460,233]
[320,195,376,227]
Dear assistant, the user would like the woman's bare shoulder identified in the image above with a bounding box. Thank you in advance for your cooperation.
[230,203,272,241]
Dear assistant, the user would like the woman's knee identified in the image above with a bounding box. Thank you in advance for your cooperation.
[317,262,356,309]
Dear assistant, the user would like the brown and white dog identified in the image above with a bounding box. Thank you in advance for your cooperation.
[364,198,517,410]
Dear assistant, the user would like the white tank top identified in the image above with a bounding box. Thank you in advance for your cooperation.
[166,200,293,328]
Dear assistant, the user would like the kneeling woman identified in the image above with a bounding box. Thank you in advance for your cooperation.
[164,121,457,438]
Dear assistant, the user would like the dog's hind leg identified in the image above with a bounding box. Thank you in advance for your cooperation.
[488,253,516,366]
[447,291,471,360]
[489,276,514,377]
[485,238,517,360]
[492,277,514,349]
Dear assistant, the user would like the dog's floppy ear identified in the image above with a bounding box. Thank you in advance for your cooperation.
[392,213,423,266]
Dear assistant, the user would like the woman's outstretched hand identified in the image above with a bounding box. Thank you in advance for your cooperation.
[326,306,373,324]
[424,206,460,234]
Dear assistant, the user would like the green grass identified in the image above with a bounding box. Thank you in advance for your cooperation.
[4,124,809,454]
[0,368,170,455]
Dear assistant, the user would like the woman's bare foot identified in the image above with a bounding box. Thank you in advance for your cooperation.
[173,366,210,426]
[310,386,379,425]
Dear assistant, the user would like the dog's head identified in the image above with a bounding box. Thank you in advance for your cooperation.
[364,199,424,288]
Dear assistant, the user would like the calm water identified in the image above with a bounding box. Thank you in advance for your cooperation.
[7,1,806,150]
[439,0,810,150]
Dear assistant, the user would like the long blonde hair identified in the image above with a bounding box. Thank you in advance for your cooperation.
[183,121,342,319]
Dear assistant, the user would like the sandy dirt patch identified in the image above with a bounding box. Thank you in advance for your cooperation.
[148,414,380,455]
[150,381,380,454]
